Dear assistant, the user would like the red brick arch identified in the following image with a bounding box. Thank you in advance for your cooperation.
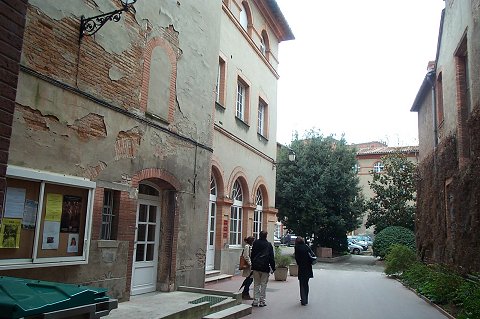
[227,167,250,204]
[211,157,226,198]
[131,168,180,190]
[140,37,177,122]
[252,176,269,208]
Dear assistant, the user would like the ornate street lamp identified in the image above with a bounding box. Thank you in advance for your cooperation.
[79,0,137,41]
[273,149,296,169]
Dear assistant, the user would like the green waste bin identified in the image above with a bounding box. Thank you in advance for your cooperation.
[0,276,117,319]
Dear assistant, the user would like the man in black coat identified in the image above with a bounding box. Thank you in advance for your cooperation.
[250,230,275,307]
[294,236,314,306]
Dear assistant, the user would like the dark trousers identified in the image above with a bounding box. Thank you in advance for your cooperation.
[242,277,253,294]
[299,277,310,304]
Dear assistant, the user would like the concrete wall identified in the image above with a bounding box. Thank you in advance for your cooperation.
[211,1,283,274]
[2,0,222,300]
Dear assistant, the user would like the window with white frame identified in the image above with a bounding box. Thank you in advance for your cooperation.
[253,189,263,239]
[352,162,360,174]
[0,165,95,269]
[258,100,266,136]
[229,180,243,246]
[236,80,247,121]
[373,161,384,173]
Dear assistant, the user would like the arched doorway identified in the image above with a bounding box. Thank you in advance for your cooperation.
[131,182,161,295]
[253,188,263,239]
[206,175,217,270]
[230,180,243,247]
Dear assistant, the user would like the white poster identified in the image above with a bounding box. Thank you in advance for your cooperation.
[22,200,38,229]
[42,221,60,250]
[67,233,79,253]
[4,187,26,219]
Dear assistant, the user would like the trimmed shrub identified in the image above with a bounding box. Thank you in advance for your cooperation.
[385,244,416,276]
[372,226,415,259]
[274,246,292,268]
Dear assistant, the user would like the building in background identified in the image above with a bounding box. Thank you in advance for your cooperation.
[1,0,221,301]
[207,0,293,277]
[352,142,419,235]
[411,1,479,272]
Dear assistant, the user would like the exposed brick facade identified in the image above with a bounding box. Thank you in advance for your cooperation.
[0,0,28,217]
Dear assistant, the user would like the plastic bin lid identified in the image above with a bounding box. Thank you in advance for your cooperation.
[0,276,109,319]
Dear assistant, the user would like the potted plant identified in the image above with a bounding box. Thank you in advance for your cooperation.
[274,246,292,281]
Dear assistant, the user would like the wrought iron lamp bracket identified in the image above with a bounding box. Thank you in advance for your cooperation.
[79,1,136,41]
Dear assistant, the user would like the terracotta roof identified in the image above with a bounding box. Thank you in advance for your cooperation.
[355,145,419,155]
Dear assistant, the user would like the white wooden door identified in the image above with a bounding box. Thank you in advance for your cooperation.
[206,200,216,270]
[131,199,160,295]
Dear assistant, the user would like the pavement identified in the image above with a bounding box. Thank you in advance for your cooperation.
[107,254,452,319]
[205,255,451,319]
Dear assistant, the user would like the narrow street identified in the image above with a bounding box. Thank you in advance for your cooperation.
[206,255,450,319]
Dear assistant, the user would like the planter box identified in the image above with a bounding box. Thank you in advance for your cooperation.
[316,247,332,258]
[274,267,288,281]
[289,264,298,276]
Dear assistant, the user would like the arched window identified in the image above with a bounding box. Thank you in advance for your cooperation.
[253,188,263,239]
[260,30,269,57]
[240,4,248,30]
[373,161,384,173]
[230,180,243,246]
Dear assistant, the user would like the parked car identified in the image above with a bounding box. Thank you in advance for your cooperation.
[347,236,369,250]
[348,241,363,255]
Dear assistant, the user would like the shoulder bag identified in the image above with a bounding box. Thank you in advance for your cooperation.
[308,246,317,265]
[239,249,249,270]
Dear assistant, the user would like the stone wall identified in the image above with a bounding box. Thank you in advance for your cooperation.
[416,104,480,273]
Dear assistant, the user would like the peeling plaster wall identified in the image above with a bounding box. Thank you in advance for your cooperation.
[8,0,222,296]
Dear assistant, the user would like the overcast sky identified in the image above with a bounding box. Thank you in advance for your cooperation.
[275,0,445,147]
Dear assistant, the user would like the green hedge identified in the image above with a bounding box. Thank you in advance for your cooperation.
[384,247,480,319]
[373,226,415,259]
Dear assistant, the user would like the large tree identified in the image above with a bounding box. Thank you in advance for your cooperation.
[365,153,416,234]
[276,130,363,251]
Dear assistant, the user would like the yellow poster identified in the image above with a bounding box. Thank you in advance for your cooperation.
[0,218,22,248]
[45,193,63,221]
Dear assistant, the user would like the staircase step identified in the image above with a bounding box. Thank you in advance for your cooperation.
[206,270,221,278]
[205,274,233,283]
[203,304,252,319]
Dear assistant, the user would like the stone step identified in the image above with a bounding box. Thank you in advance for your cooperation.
[205,270,221,278]
[205,274,233,284]
[202,304,252,319]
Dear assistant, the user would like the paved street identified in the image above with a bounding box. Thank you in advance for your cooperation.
[206,255,450,319]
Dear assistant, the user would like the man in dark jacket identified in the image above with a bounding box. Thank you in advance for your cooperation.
[294,236,314,305]
[250,230,275,307]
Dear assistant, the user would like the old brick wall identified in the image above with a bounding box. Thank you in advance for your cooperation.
[416,104,480,273]
[0,0,28,218]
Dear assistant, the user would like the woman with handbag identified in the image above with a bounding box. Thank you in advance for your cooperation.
[294,236,314,306]
[240,236,255,300]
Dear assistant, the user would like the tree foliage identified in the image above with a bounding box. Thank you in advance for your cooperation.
[365,153,416,234]
[276,130,363,251]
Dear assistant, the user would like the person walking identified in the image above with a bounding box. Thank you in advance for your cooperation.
[241,236,255,300]
[250,230,275,307]
[294,236,313,306]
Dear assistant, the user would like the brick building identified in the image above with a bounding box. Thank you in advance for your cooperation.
[0,0,221,301]
[352,142,419,235]
[411,0,480,272]
[0,0,28,241]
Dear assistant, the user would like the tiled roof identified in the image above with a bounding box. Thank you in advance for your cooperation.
[355,145,419,155]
